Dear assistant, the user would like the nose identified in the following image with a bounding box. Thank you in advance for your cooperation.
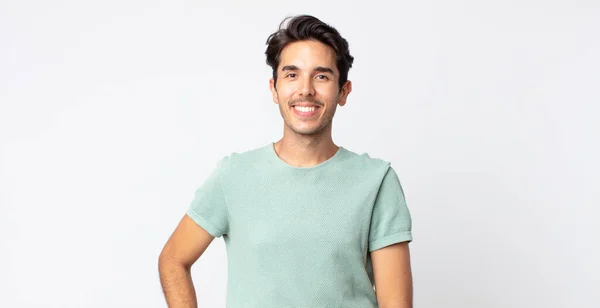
[299,76,316,97]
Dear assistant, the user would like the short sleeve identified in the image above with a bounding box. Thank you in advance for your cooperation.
[368,166,412,252]
[186,158,229,237]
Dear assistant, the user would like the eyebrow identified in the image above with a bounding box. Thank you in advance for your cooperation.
[314,66,334,75]
[281,65,335,75]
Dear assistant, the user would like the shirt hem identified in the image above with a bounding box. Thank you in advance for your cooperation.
[186,209,224,237]
[368,231,412,252]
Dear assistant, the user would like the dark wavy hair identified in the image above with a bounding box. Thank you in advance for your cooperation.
[265,15,354,90]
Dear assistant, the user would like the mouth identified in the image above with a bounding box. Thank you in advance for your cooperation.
[291,105,321,117]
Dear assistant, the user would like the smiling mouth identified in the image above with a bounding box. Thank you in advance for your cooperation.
[293,105,319,112]
[291,105,320,117]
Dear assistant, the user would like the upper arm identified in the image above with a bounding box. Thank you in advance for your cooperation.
[368,166,412,251]
[159,157,231,266]
[159,214,215,268]
[371,242,413,308]
[368,165,413,307]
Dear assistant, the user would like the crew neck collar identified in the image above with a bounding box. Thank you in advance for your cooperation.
[267,142,346,170]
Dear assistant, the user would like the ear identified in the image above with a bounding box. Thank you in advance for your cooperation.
[269,78,279,104]
[337,80,352,107]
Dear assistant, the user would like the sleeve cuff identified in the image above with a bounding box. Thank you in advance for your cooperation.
[368,231,412,252]
[186,209,224,238]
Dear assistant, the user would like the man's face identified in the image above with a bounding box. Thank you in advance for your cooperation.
[269,40,352,136]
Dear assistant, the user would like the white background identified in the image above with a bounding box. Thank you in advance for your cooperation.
[1,0,599,307]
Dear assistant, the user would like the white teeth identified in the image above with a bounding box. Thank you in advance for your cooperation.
[294,106,316,112]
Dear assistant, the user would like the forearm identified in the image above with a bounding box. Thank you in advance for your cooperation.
[159,257,197,307]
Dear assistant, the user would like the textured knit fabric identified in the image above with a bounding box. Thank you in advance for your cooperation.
[186,143,412,308]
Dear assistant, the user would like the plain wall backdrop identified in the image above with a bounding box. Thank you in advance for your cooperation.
[1,0,598,307]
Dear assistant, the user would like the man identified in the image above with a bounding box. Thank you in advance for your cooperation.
[159,15,413,308]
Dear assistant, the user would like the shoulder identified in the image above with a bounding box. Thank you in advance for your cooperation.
[337,147,401,187]
[215,143,272,174]
[341,146,393,174]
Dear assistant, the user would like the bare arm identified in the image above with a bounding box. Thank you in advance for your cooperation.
[158,214,215,307]
[371,241,413,308]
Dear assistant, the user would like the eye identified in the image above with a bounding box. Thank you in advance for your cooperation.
[286,73,297,78]
[316,75,329,80]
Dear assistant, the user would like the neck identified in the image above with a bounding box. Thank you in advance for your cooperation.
[273,124,339,168]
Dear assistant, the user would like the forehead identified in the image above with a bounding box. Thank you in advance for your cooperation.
[278,40,338,72]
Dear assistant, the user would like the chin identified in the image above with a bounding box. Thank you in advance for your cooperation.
[284,117,331,136]
[290,125,326,136]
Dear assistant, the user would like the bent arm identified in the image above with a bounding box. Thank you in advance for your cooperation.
[159,214,215,307]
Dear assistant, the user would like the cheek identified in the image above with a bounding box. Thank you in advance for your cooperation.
[278,85,296,97]
[316,84,339,99]
[320,94,340,107]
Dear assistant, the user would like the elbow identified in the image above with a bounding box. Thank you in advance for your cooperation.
[158,251,191,272]
[376,295,412,308]
[377,300,412,308]
[378,304,412,308]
